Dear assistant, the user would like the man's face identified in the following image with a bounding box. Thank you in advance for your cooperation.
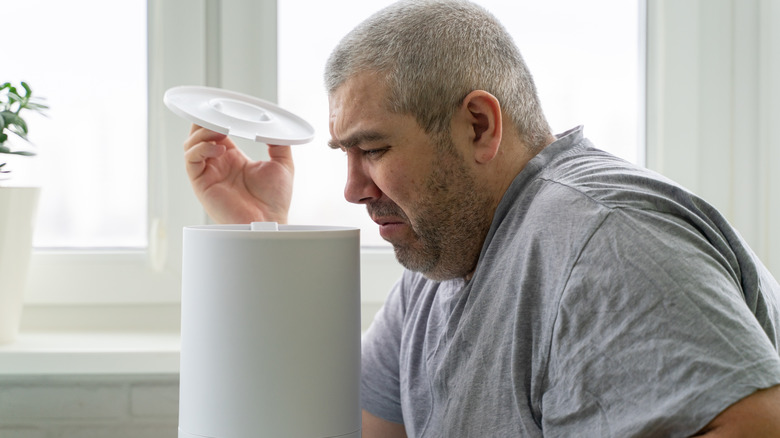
[328,73,492,281]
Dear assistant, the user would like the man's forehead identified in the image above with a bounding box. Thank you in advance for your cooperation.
[330,72,388,108]
[328,75,390,140]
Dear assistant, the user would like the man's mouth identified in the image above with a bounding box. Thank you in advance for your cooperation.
[372,216,406,240]
[372,216,402,226]
[368,201,409,240]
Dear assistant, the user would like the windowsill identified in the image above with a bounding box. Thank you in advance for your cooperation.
[0,300,383,376]
[3,247,399,376]
[0,331,180,375]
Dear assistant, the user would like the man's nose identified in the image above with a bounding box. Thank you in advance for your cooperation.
[344,154,381,204]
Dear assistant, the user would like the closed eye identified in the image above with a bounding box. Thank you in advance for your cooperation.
[362,147,389,158]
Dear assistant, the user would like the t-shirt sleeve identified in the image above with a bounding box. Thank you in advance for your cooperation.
[542,208,780,437]
[361,275,407,425]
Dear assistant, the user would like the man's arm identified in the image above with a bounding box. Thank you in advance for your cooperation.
[362,410,407,438]
[694,384,780,437]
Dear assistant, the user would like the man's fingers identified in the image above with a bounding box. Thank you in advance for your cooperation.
[267,144,294,169]
[185,125,229,152]
[184,141,227,179]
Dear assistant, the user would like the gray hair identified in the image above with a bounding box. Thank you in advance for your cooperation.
[324,0,551,151]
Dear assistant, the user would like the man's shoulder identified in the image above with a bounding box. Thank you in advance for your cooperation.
[538,145,677,207]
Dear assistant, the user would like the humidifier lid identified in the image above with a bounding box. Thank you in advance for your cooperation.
[163,86,315,145]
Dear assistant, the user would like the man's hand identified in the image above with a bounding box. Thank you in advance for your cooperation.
[184,124,294,224]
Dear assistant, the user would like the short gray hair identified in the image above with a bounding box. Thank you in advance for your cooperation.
[324,0,551,151]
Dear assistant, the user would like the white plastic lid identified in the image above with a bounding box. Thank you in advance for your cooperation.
[163,86,315,145]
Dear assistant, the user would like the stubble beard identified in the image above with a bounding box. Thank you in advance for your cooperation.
[368,142,495,282]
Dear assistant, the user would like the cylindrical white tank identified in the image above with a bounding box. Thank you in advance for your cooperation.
[179,224,361,438]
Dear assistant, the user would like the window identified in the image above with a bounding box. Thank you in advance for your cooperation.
[6,0,147,249]
[20,0,209,308]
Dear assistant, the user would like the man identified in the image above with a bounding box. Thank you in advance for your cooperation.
[184,1,780,436]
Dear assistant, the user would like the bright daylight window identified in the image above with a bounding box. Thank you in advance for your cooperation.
[279,0,642,247]
[6,0,147,249]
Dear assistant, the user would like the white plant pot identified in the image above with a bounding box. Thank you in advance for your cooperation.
[0,186,40,344]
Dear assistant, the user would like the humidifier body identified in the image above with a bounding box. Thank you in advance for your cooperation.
[179,224,361,438]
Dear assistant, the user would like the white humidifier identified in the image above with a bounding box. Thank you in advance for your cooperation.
[165,86,359,437]
[179,223,361,438]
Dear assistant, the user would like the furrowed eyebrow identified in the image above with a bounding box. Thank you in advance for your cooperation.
[328,131,389,150]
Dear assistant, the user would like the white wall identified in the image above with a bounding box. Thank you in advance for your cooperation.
[0,375,178,438]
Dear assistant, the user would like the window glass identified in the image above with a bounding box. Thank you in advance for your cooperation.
[279,0,642,247]
[5,0,148,248]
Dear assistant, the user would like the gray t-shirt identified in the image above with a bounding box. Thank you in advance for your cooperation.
[361,126,780,437]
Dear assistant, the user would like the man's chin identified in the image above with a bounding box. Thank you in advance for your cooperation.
[390,243,441,279]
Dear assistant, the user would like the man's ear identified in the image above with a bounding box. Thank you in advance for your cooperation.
[459,90,502,164]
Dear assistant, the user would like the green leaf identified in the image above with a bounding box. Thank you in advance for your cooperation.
[7,92,23,110]
[0,142,35,157]
[21,82,32,99]
[9,128,28,140]
[0,82,47,155]
[26,101,50,112]
[13,120,28,135]
[1,111,27,135]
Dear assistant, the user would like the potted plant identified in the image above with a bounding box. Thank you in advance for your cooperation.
[0,81,48,343]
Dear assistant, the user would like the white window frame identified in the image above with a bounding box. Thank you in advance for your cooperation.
[21,0,780,330]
